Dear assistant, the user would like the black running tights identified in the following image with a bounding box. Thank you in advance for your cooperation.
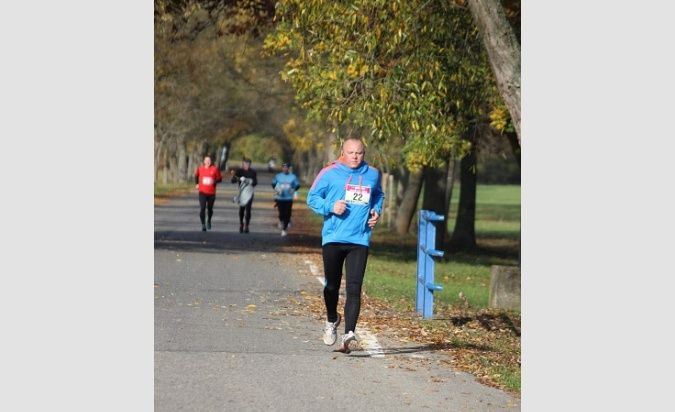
[322,242,369,334]
[198,192,215,225]
[238,198,253,226]
[277,200,293,229]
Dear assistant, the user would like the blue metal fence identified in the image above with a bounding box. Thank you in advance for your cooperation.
[416,210,445,319]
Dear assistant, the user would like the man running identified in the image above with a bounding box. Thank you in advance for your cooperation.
[194,155,223,232]
[272,162,301,237]
[230,158,257,233]
[306,138,384,353]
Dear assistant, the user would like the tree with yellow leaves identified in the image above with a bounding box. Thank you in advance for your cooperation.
[266,0,514,249]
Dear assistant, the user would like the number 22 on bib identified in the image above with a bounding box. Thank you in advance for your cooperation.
[345,184,371,206]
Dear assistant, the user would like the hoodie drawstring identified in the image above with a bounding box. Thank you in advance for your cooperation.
[344,175,364,193]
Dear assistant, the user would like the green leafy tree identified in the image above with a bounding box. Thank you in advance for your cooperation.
[155,0,295,182]
[466,0,521,143]
[266,0,507,248]
[264,0,500,170]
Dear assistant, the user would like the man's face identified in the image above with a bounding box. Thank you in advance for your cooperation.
[342,140,365,169]
[203,156,212,167]
[282,165,289,174]
[242,161,250,170]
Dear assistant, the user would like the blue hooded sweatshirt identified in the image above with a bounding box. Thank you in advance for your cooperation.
[307,160,385,247]
[272,171,301,201]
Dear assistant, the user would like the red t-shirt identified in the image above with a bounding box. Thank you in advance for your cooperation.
[195,165,222,195]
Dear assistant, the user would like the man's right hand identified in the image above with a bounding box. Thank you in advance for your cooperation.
[332,200,347,215]
[195,184,199,190]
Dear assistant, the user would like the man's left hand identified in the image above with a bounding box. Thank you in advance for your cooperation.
[367,209,379,228]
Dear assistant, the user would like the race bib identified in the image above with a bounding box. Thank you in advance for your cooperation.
[345,184,371,206]
[279,182,292,194]
[202,176,214,186]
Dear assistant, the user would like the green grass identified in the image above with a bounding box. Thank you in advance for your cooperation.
[301,183,520,310]
[467,184,521,205]
[497,365,521,392]
[301,182,521,393]
[447,184,521,239]
[154,182,194,199]
[364,255,495,309]
[365,184,520,311]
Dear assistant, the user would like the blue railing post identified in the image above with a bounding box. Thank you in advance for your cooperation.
[416,210,445,319]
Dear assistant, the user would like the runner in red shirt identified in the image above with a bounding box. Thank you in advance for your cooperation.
[194,155,223,231]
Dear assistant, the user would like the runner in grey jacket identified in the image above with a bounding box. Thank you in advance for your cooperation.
[230,158,257,233]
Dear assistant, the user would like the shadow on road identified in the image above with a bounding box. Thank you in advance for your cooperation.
[347,341,493,358]
[154,229,322,254]
[155,169,323,255]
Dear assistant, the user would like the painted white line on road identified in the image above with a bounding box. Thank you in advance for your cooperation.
[305,261,325,286]
[358,328,385,358]
[308,264,320,276]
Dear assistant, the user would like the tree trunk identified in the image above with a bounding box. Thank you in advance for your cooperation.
[177,136,188,182]
[443,159,458,255]
[504,130,521,266]
[395,169,424,235]
[168,155,178,183]
[422,165,450,249]
[187,154,195,181]
[505,130,520,167]
[300,151,310,182]
[198,140,209,158]
[154,138,163,183]
[450,147,477,249]
[388,169,405,227]
[466,0,521,143]
[307,149,319,182]
[386,173,394,228]
[396,166,408,206]
[444,160,458,216]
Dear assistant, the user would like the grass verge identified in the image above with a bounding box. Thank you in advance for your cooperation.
[296,184,521,394]
[154,182,195,205]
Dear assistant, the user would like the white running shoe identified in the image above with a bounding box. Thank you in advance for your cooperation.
[287,220,292,228]
[322,314,341,345]
[281,230,288,237]
[336,331,356,353]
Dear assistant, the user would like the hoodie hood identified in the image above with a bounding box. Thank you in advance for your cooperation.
[335,160,371,191]
[335,158,369,175]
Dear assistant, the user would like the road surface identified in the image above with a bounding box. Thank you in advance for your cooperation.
[154,168,520,411]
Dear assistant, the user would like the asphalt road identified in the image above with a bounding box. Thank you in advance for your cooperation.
[154,168,521,411]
